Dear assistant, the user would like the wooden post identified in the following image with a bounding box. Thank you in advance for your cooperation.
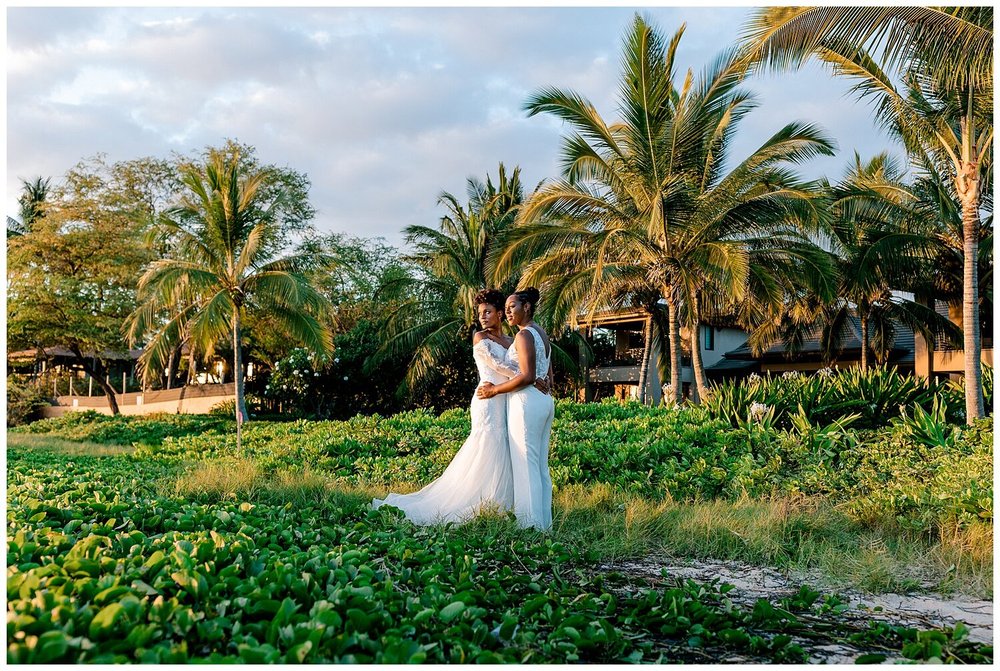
[69,376,74,397]
[122,371,127,394]
[88,376,93,397]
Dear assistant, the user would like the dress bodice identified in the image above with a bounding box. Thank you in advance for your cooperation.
[506,326,550,379]
[473,337,519,385]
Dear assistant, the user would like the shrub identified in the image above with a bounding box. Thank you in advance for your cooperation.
[705,366,959,430]
[6,375,52,427]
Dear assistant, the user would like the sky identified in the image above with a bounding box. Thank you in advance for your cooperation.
[6,5,899,250]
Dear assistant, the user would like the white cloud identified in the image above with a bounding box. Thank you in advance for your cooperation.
[7,6,896,247]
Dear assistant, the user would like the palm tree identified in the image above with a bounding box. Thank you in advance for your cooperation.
[8,177,51,238]
[126,149,332,448]
[502,15,835,404]
[741,6,993,419]
[741,7,991,90]
[749,153,960,367]
[371,164,525,398]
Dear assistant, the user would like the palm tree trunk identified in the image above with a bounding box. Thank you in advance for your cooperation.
[233,306,246,450]
[958,166,984,422]
[666,295,682,404]
[860,313,869,371]
[690,325,709,404]
[165,344,181,390]
[186,336,198,385]
[637,312,653,405]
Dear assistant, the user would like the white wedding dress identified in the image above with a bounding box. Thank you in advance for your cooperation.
[372,337,519,525]
[506,326,555,531]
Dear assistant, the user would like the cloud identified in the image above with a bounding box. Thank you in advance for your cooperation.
[7,6,897,248]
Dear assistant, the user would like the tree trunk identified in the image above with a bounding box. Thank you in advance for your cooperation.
[690,323,709,404]
[186,339,198,385]
[860,313,869,371]
[636,312,653,405]
[956,114,984,422]
[69,347,119,415]
[958,172,984,421]
[165,344,181,390]
[233,306,247,450]
[666,295,682,404]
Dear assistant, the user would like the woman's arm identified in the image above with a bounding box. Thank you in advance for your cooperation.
[472,332,520,379]
[477,330,536,398]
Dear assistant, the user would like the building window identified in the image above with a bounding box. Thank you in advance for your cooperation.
[704,326,715,351]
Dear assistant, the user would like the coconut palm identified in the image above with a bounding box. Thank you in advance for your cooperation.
[501,15,835,404]
[370,164,526,398]
[741,7,991,90]
[741,6,993,420]
[7,177,51,238]
[126,149,332,448]
[749,153,961,367]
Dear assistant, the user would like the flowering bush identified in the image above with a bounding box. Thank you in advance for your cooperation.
[264,348,338,416]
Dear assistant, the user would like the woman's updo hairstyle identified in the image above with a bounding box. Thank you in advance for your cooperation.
[474,288,505,313]
[514,287,541,315]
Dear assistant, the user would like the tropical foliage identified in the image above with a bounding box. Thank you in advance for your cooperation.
[7,368,992,661]
[6,160,160,414]
[370,163,526,402]
[741,6,993,421]
[125,148,333,445]
[499,15,835,405]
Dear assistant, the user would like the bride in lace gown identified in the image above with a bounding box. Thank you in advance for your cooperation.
[477,288,555,531]
[372,289,547,525]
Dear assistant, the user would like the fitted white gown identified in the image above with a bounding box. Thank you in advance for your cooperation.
[372,338,519,525]
[506,326,555,531]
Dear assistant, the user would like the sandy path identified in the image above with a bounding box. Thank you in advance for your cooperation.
[598,556,992,663]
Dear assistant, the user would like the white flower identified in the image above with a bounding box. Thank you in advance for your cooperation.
[282,384,288,390]
[314,372,320,377]
[343,376,349,381]
[334,357,340,364]
[747,373,761,384]
[749,402,770,420]
[781,371,801,380]
[817,367,834,378]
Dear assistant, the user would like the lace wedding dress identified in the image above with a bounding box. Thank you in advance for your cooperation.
[372,337,519,525]
[505,326,555,531]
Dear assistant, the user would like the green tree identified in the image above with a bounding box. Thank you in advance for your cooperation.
[8,176,52,237]
[504,15,834,404]
[371,163,525,401]
[7,163,157,414]
[748,154,961,367]
[741,5,992,419]
[126,148,332,446]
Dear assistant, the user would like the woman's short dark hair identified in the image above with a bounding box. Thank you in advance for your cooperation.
[474,288,505,313]
[513,287,541,314]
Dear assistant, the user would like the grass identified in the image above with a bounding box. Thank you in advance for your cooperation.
[5,433,133,457]
[8,432,991,599]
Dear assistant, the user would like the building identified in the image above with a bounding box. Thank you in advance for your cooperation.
[575,299,992,398]
[573,305,747,402]
[705,316,915,379]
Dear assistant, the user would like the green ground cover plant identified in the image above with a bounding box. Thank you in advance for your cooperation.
[8,368,992,662]
[7,439,992,663]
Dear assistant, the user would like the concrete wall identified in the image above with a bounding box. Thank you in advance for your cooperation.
[700,327,748,369]
[41,383,236,418]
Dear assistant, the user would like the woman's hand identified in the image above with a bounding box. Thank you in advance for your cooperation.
[533,377,551,394]
[476,382,497,399]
